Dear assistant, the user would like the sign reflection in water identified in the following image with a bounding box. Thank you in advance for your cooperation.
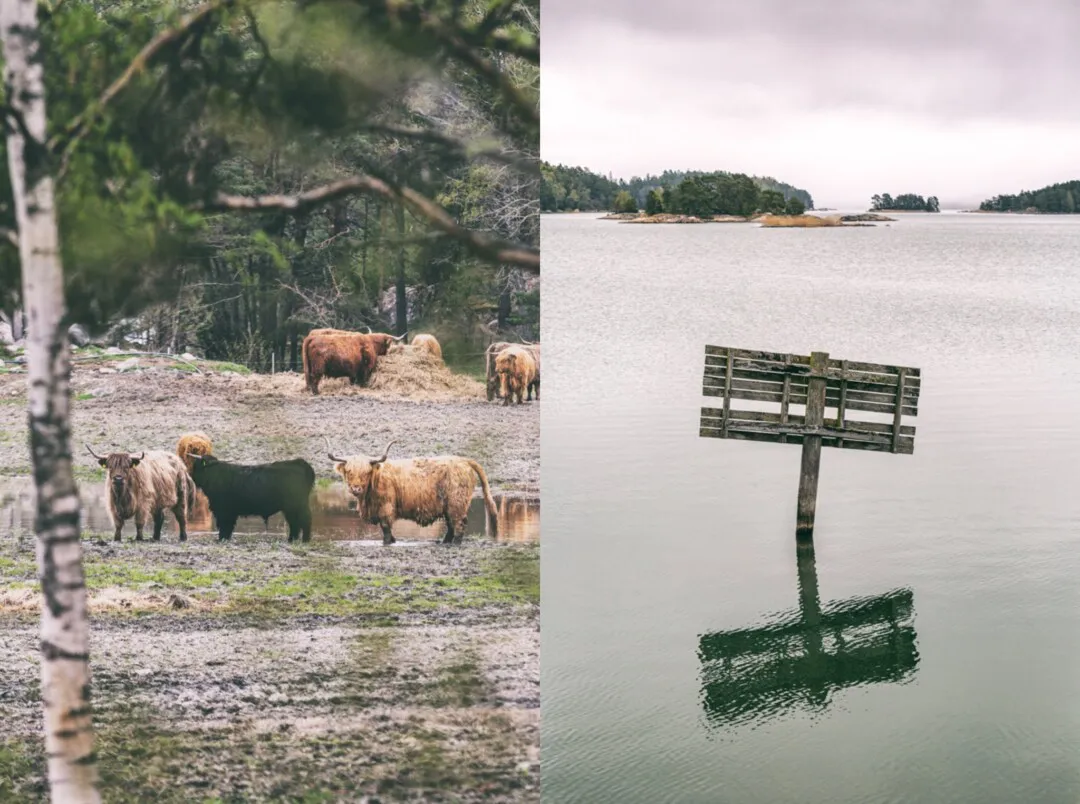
[0,479,539,543]
[697,541,919,731]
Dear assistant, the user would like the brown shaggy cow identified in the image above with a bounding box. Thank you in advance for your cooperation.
[302,330,405,394]
[486,341,540,401]
[176,432,213,473]
[495,345,538,406]
[86,445,195,542]
[326,437,498,545]
[176,432,214,528]
[410,333,443,361]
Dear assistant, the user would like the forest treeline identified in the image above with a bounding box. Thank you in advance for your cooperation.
[0,0,539,371]
[870,194,940,212]
[979,179,1080,213]
[540,162,814,213]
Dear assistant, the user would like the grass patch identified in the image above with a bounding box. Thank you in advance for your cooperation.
[0,543,539,620]
[74,392,95,401]
[203,361,251,375]
[0,704,529,802]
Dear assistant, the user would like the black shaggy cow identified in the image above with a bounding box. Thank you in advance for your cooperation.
[188,455,315,542]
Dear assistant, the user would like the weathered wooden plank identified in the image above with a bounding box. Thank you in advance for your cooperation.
[721,350,733,438]
[702,382,919,416]
[705,345,809,364]
[704,360,922,394]
[780,353,792,445]
[698,427,916,455]
[891,368,907,454]
[704,346,920,379]
[797,352,828,536]
[702,420,899,447]
[700,407,916,436]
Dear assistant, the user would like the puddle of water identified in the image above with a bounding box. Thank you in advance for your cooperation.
[0,478,538,543]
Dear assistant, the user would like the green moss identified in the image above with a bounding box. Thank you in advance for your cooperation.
[0,739,39,801]
[74,392,95,401]
[422,650,488,707]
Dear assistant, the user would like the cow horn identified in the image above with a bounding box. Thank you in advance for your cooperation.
[85,444,104,460]
[372,439,398,465]
[363,325,372,334]
[391,332,407,341]
[130,451,144,461]
[324,436,347,463]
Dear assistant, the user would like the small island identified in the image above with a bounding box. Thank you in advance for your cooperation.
[870,193,940,213]
[977,179,1080,213]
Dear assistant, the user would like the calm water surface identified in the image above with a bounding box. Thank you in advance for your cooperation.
[0,479,539,543]
[542,212,1080,803]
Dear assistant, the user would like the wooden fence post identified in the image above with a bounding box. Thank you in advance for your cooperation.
[796,351,829,539]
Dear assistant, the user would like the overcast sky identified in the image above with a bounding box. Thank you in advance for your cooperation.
[541,0,1080,209]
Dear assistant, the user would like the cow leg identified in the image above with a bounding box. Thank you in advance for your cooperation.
[134,515,145,542]
[442,519,456,545]
[174,501,188,543]
[534,380,540,400]
[113,522,123,542]
[218,515,237,542]
[152,510,165,541]
[285,514,299,542]
[300,508,313,543]
[380,520,396,545]
[453,517,468,545]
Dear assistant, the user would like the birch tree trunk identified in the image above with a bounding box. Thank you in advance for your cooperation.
[0,3,101,802]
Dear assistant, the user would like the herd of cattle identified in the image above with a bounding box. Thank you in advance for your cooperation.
[80,329,537,543]
[301,327,541,405]
[86,432,500,545]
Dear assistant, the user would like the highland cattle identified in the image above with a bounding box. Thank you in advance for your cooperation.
[326,437,498,545]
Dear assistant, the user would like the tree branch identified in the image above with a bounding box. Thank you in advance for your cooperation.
[195,175,539,272]
[50,0,249,174]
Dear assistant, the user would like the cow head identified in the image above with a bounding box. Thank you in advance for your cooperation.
[326,437,397,497]
[186,453,219,482]
[368,333,406,356]
[86,444,145,500]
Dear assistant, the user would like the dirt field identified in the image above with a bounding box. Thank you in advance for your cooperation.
[0,355,539,802]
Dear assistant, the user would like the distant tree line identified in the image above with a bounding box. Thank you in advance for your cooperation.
[871,194,940,212]
[979,179,1080,213]
[540,162,814,213]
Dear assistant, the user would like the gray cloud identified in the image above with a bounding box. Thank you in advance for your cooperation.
[542,1,1080,206]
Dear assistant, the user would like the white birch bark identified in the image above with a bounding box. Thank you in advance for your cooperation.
[0,2,101,801]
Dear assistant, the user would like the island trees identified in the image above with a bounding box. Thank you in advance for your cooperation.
[613,190,638,214]
[980,180,1080,213]
[871,193,939,212]
[644,188,664,215]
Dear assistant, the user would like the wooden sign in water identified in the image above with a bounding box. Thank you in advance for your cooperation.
[699,346,921,537]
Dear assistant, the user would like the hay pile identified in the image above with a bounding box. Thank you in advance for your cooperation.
[367,348,484,399]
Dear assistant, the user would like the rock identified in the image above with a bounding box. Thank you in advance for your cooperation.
[104,346,123,355]
[0,320,12,345]
[98,367,117,374]
[181,352,197,361]
[115,358,140,372]
[168,593,192,609]
[67,324,90,346]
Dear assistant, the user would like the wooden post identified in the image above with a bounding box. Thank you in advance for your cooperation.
[796,351,828,539]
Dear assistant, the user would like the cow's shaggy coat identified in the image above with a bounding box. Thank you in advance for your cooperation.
[327,439,498,545]
[410,333,443,361]
[87,447,195,542]
[189,454,316,542]
[495,345,538,405]
[176,432,213,473]
[302,330,404,394]
[486,341,540,402]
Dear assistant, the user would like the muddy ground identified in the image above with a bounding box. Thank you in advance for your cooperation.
[0,356,539,802]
